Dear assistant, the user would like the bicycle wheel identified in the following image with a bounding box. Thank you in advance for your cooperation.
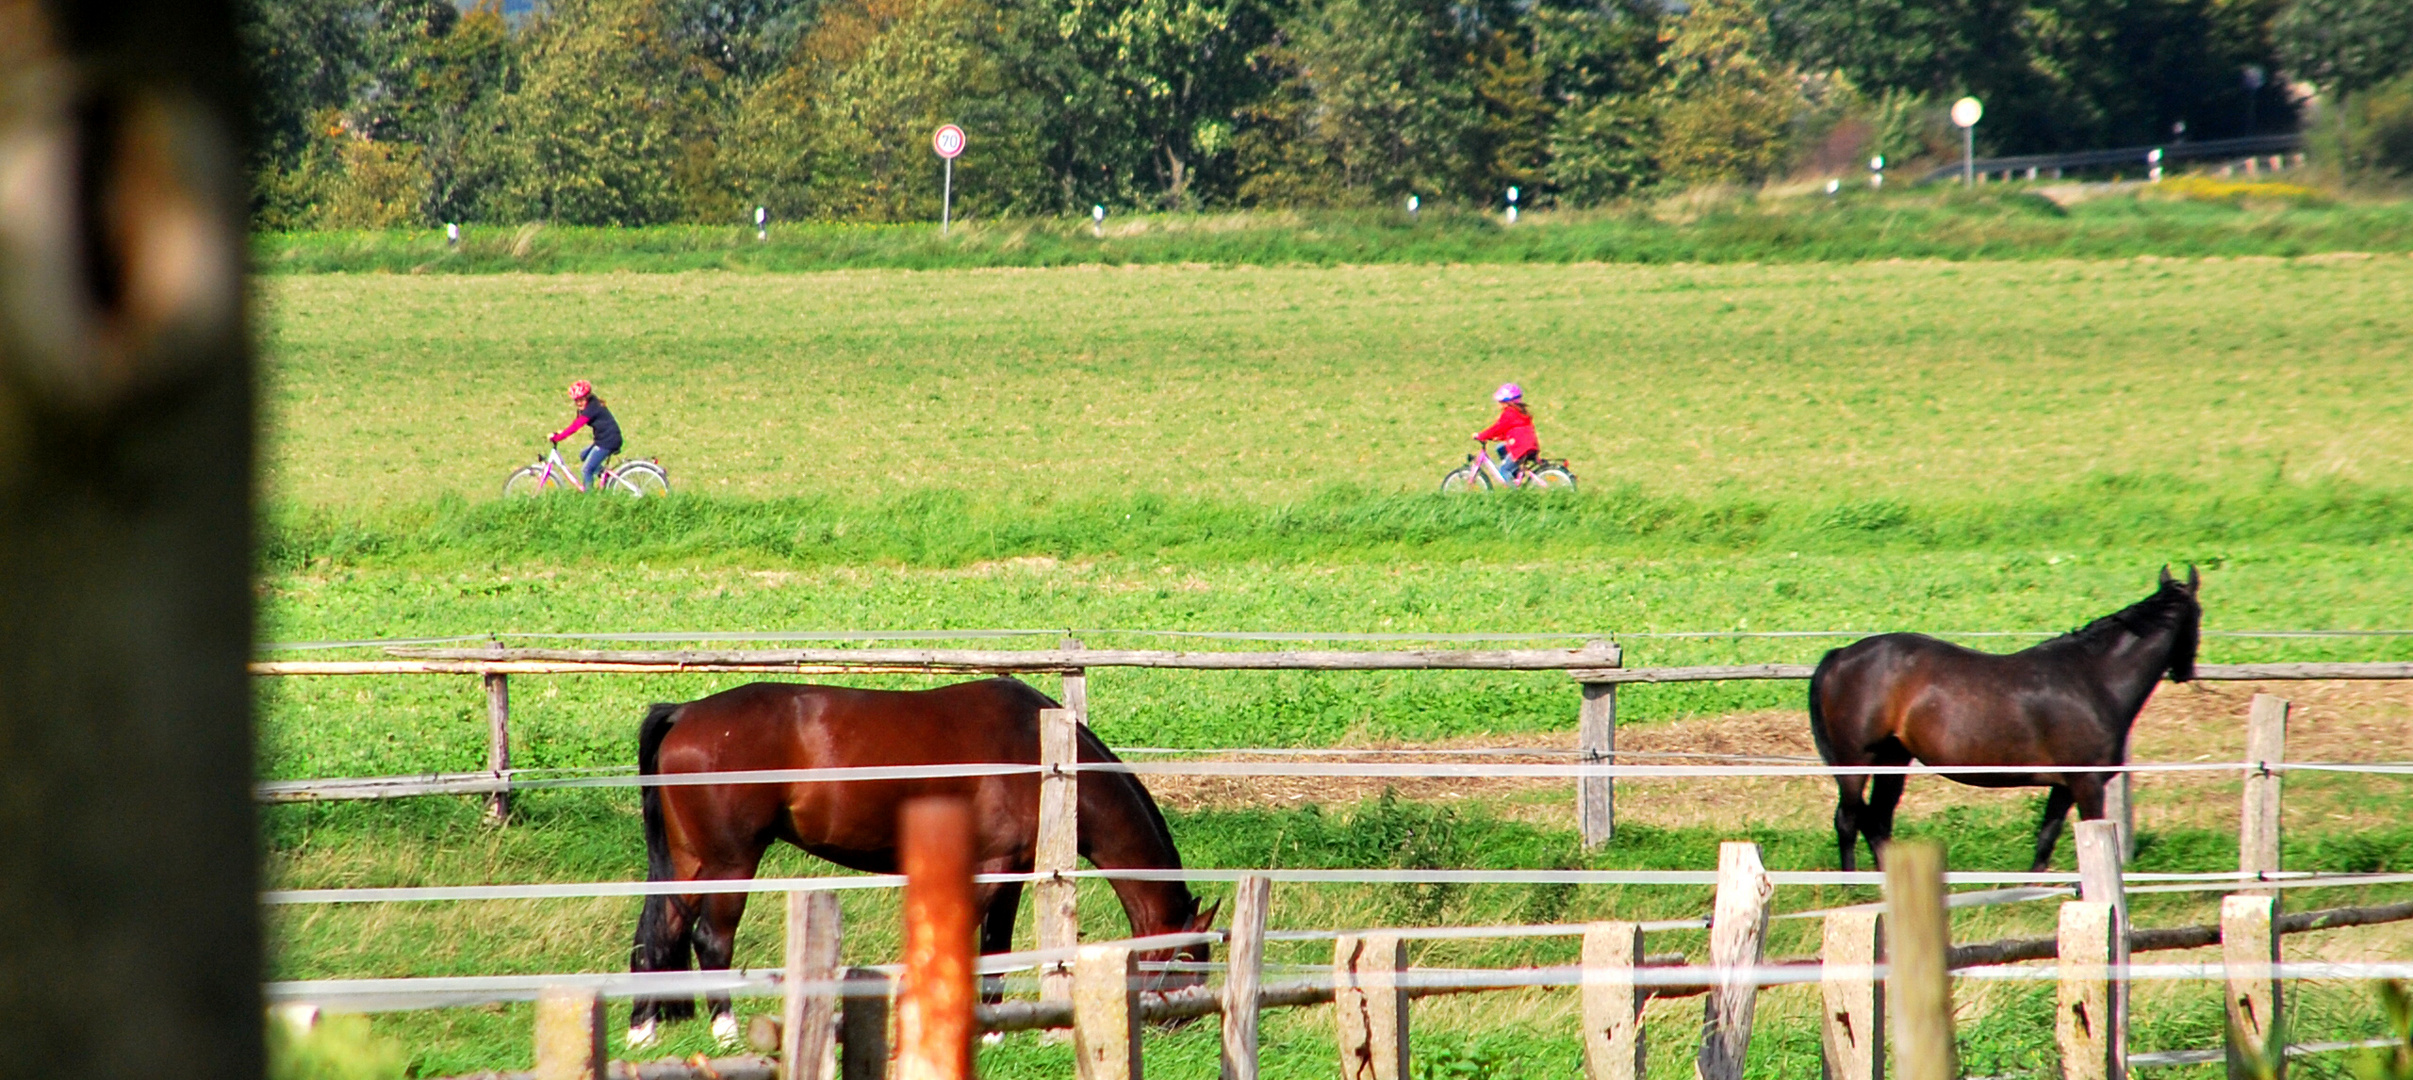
[1439,466,1485,494]
[611,462,670,498]
[1527,467,1577,491]
[502,465,553,497]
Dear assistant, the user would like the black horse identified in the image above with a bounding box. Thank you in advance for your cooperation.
[1809,566,2201,871]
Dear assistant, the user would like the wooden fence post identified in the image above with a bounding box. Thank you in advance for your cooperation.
[1335,933,1409,1080]
[2056,901,2117,1080]
[1820,909,1884,1080]
[896,797,976,1080]
[1884,842,1954,1080]
[534,985,606,1080]
[786,891,844,1080]
[485,641,511,823]
[1061,638,1089,723]
[1577,642,1622,849]
[1581,921,1645,1080]
[840,967,893,1080]
[2240,694,2289,891]
[1075,944,1141,1080]
[1221,875,1271,1080]
[1698,841,1774,1080]
[2075,820,2128,1077]
[2222,895,2283,1080]
[2105,749,2135,862]
[1038,706,1081,1012]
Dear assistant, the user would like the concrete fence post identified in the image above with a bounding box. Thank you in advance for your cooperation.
[534,986,606,1080]
[2222,894,2283,1079]
[1074,944,1140,1080]
[1820,909,1884,1080]
[1580,921,1645,1080]
[1335,933,1409,1080]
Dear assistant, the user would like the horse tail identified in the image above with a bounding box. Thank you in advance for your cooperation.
[630,702,697,1021]
[1806,648,1841,764]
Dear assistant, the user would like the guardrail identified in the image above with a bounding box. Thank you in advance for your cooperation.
[1916,132,2308,184]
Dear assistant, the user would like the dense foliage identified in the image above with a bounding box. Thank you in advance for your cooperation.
[239,0,2319,227]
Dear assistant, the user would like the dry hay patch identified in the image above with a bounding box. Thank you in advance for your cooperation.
[1143,681,2413,837]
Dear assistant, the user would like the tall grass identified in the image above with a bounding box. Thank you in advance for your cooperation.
[252,192,2413,275]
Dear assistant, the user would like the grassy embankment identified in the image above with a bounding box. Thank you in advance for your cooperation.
[254,187,2413,276]
[257,255,2413,1077]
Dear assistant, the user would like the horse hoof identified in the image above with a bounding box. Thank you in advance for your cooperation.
[981,1032,1004,1047]
[627,1019,658,1048]
[711,1012,741,1045]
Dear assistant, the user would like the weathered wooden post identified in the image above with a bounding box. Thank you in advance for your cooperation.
[1074,944,1141,1080]
[2222,895,2283,1079]
[896,797,976,1080]
[786,891,844,1080]
[1335,933,1409,1080]
[2240,694,2289,890]
[1061,637,1090,723]
[1884,842,1955,1080]
[2056,901,2117,1080]
[1820,909,1884,1080]
[2105,753,2134,862]
[535,985,607,1080]
[2075,820,2127,1077]
[1580,921,1646,1080]
[1222,875,1271,1080]
[485,640,511,823]
[1577,642,1623,849]
[840,967,894,1080]
[1038,706,1081,1011]
[1698,841,1774,1080]
[0,4,261,1075]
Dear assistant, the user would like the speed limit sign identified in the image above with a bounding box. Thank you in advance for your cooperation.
[932,124,966,159]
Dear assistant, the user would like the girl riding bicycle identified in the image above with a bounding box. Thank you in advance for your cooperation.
[1474,383,1541,479]
[550,379,624,491]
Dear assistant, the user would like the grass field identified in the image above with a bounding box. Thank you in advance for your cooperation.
[253,249,2413,1078]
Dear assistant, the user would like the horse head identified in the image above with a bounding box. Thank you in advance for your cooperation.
[2155,564,2203,681]
[1137,898,1221,1000]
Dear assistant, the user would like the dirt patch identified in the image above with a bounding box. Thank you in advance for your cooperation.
[1141,680,2413,837]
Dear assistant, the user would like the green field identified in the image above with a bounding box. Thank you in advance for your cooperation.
[257,250,2413,1078]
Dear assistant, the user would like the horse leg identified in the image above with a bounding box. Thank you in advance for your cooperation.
[692,889,753,1044]
[629,893,700,1043]
[1863,773,1907,869]
[1832,775,1870,872]
[976,879,1024,1006]
[2030,785,2079,872]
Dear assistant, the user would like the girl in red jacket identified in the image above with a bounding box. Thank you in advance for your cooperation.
[1474,383,1541,478]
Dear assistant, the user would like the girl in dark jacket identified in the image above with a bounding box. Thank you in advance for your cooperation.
[550,379,624,491]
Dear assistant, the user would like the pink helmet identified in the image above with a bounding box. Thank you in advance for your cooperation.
[568,379,592,400]
[1493,382,1523,403]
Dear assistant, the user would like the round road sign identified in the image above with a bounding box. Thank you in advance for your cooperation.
[932,124,966,159]
[1951,97,1983,128]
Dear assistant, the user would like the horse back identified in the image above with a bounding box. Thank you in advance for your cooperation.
[1812,632,2125,770]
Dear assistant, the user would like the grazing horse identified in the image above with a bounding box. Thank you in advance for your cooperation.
[1810,566,2201,872]
[626,677,1217,1046]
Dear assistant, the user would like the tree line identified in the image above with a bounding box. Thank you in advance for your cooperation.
[240,0,2407,228]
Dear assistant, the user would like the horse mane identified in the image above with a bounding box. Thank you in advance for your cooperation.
[989,677,1196,918]
[2040,578,2201,678]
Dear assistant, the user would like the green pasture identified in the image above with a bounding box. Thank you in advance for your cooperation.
[253,252,2413,1077]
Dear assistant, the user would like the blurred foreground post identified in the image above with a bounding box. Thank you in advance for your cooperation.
[0,1,258,1077]
[534,986,606,1080]
[1334,933,1408,1080]
[896,797,976,1080]
[1073,944,1140,1080]
[1698,841,1773,1080]
[1580,921,1645,1080]
[2076,820,2129,1075]
[2222,895,2283,1080]
[1883,842,1955,1080]
[2056,901,2117,1080]
[1820,909,1884,1080]
[1221,874,1271,1080]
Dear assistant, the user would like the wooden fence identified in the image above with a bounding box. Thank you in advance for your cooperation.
[250,643,2413,849]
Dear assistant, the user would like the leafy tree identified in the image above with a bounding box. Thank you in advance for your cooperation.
[2274,0,2413,96]
[482,0,724,224]
[1051,0,1276,205]
[1651,0,1806,183]
[1532,0,1663,203]
[1237,0,1491,203]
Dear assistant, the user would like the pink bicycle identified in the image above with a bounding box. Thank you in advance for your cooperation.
[503,445,671,497]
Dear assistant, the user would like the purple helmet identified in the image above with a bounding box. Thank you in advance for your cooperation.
[1493,382,1523,403]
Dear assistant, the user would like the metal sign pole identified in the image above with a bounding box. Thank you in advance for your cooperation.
[1963,127,1973,186]
[942,159,953,236]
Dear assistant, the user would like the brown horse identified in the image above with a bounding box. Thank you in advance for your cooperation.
[626,677,1217,1046]
[1810,566,2200,872]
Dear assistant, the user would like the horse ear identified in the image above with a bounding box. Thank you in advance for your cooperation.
[2186,564,2200,593]
[1193,899,1223,931]
[2159,564,2174,587]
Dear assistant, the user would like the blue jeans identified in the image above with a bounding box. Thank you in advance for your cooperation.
[581,444,611,490]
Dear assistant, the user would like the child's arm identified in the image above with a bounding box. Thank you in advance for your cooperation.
[551,413,591,443]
